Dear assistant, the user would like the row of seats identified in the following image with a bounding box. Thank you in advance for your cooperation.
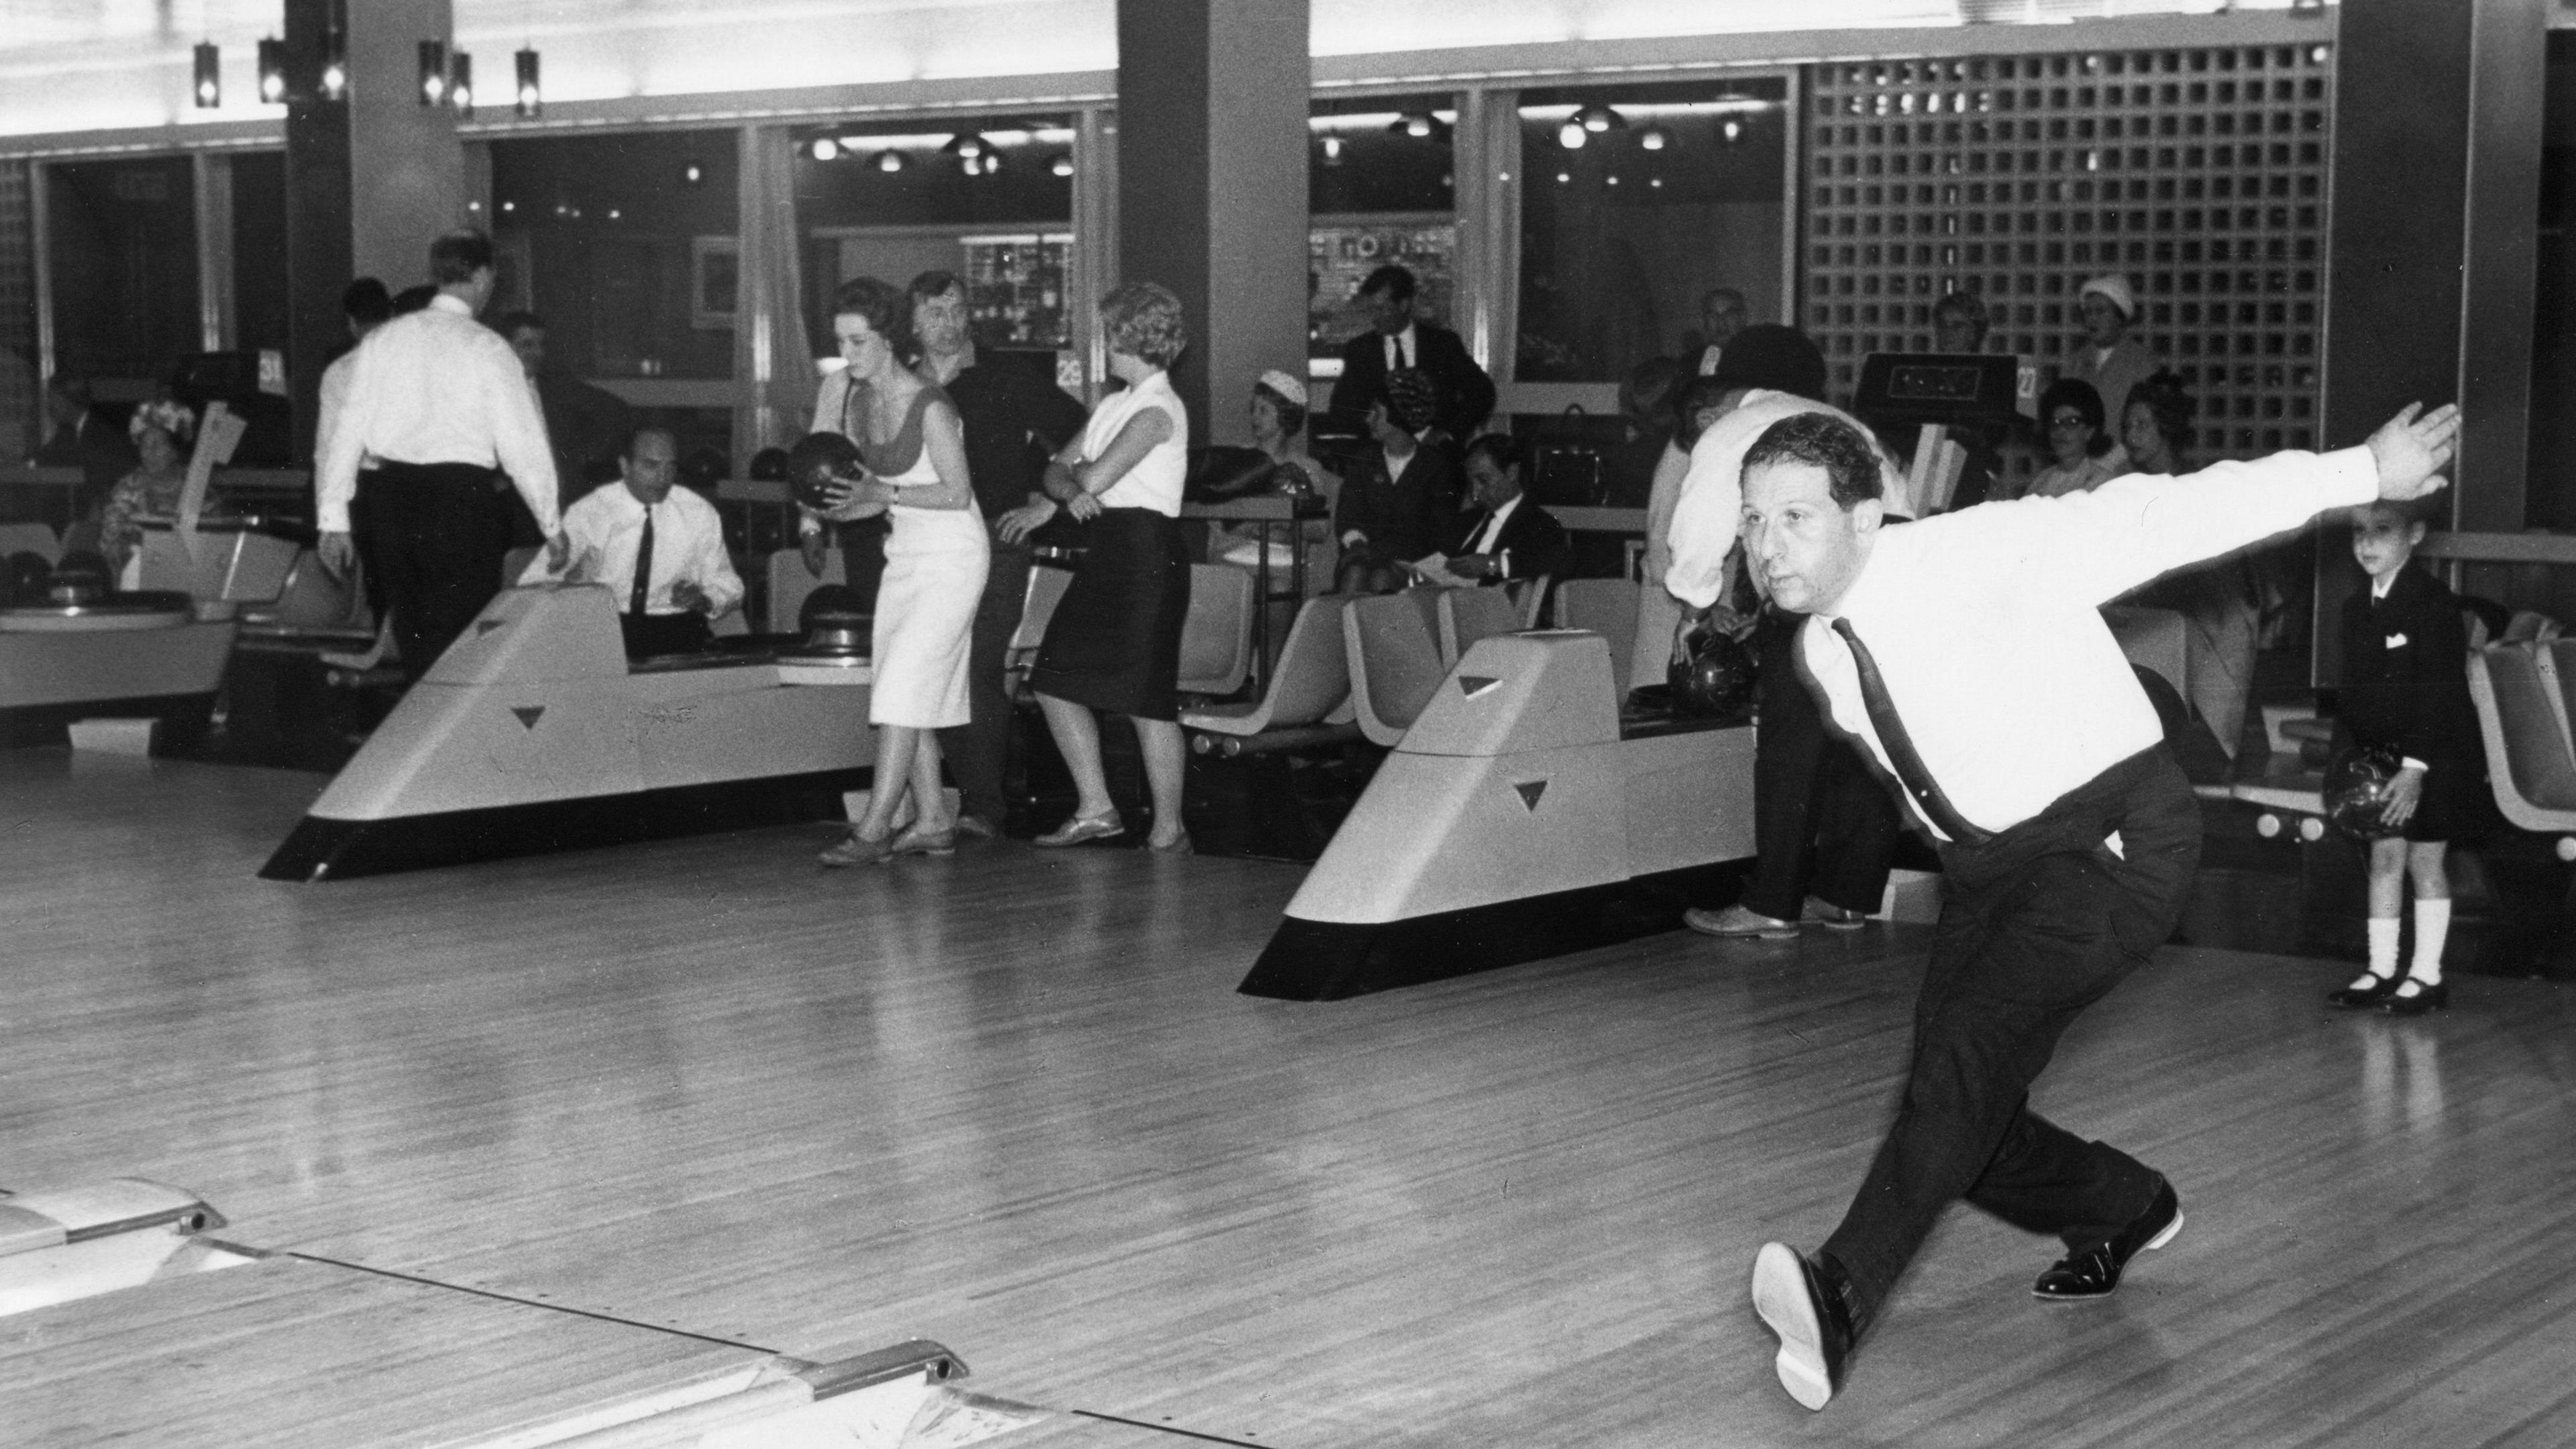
[1178,577,1642,754]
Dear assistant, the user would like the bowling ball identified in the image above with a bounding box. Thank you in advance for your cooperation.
[747,446,791,482]
[795,583,871,657]
[46,549,113,606]
[786,431,865,512]
[1668,623,1757,716]
[6,551,51,605]
[2322,744,2408,843]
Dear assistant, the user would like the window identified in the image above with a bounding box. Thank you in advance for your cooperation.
[794,114,1079,386]
[1308,93,1459,374]
[1513,77,1792,384]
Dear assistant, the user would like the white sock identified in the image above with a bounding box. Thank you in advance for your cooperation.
[2410,898,2451,985]
[2353,917,2401,989]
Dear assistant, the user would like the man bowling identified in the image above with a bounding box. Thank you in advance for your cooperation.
[1677,402,2461,1409]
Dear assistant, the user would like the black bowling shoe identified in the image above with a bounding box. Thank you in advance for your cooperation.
[2033,1178,2183,1301]
[1752,1243,1858,1410]
[2328,970,2402,1009]
[2383,978,2450,1015]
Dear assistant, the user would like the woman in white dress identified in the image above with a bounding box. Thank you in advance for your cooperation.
[807,276,991,865]
[998,282,1193,853]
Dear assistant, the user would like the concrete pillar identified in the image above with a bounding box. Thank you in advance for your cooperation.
[281,0,468,459]
[1114,1,1309,446]
[2316,0,2545,678]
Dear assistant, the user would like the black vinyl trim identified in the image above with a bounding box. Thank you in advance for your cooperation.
[1238,859,1750,1002]
[260,767,873,881]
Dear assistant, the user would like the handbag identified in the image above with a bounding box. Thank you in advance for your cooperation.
[1533,405,1605,507]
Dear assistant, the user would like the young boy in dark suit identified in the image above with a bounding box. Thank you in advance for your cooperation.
[2326,498,2488,1014]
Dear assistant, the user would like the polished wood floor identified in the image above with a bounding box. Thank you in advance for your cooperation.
[5,751,2576,1447]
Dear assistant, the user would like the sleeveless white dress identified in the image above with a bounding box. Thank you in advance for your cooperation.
[865,387,989,729]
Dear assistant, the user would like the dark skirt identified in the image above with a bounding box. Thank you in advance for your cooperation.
[1028,508,1189,722]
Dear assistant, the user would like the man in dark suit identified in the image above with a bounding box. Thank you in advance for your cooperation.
[1327,264,1495,447]
[1439,433,1568,588]
[498,311,635,519]
[32,374,136,530]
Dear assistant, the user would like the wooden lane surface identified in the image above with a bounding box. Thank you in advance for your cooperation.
[0,1254,764,1447]
[5,753,2576,1446]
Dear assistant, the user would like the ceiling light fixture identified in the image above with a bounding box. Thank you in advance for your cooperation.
[449,52,473,116]
[418,40,446,107]
[193,40,221,107]
[257,38,285,104]
[514,47,541,117]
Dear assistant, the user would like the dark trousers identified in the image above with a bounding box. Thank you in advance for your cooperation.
[940,541,1029,824]
[1820,745,2201,1334]
[358,462,508,682]
[1743,608,1900,922]
[619,609,714,659]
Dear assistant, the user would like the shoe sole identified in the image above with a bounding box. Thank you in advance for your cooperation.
[2033,1209,2185,1302]
[1750,1243,1833,1411]
[1687,918,1802,941]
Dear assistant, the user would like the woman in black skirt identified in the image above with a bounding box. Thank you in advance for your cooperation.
[998,282,1194,853]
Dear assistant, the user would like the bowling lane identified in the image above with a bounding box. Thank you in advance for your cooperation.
[14,754,2576,1447]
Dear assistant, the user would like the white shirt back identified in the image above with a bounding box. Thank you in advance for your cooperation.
[316,294,560,535]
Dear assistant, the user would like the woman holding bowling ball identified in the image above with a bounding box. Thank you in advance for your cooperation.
[806,276,989,867]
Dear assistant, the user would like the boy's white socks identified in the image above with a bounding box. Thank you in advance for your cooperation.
[2410,898,2451,985]
[2353,916,2402,990]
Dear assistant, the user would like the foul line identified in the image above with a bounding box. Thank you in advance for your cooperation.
[1071,1409,1272,1446]
[286,1250,783,1354]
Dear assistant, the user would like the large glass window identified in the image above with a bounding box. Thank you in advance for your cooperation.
[45,156,200,386]
[489,129,742,383]
[1514,78,1791,384]
[794,115,1079,387]
[1307,93,1459,376]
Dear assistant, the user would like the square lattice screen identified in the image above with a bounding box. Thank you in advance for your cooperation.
[1803,43,2334,478]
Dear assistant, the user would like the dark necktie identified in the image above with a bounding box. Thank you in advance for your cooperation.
[1830,616,1990,845]
[629,506,655,616]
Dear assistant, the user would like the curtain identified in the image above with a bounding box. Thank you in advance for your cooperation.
[733,125,812,470]
[1454,89,1522,394]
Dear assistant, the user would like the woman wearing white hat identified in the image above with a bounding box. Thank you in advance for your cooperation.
[2064,274,2165,431]
[1210,370,1342,592]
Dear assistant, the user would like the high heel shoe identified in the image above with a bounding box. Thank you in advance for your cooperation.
[1034,810,1123,848]
[2382,977,2450,1015]
[2327,970,2402,1009]
[886,826,957,859]
[818,829,894,867]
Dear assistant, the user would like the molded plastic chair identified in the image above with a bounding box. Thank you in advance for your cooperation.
[1183,594,1354,743]
[0,522,60,564]
[2467,645,2576,843]
[2501,610,2563,645]
[1552,576,1642,698]
[1176,562,1257,697]
[1438,585,1520,666]
[1507,572,1554,629]
[766,547,845,634]
[1343,589,1448,747]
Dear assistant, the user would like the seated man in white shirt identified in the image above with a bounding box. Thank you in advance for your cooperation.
[1709,402,2461,1412]
[525,425,743,659]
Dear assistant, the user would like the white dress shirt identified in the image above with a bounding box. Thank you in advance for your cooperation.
[1663,392,1904,610]
[523,481,743,619]
[316,293,560,535]
[1383,323,1417,372]
[1801,447,2379,839]
[1463,493,1523,575]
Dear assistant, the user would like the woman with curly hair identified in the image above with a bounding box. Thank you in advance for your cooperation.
[1000,282,1195,853]
[97,398,206,579]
